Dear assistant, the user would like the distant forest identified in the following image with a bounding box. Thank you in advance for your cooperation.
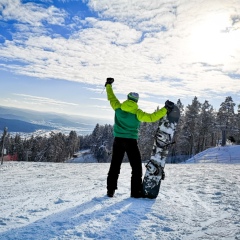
[1,96,240,163]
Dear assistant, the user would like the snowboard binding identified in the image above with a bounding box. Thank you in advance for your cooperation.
[145,160,165,181]
[145,160,160,176]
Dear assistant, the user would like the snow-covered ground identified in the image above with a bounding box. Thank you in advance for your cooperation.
[1,146,240,240]
[186,145,240,164]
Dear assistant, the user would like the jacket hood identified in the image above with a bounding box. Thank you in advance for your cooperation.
[121,100,138,114]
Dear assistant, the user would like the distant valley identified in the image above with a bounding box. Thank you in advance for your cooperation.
[0,106,107,136]
[0,117,54,133]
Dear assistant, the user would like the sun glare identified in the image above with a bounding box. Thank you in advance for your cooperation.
[188,13,239,63]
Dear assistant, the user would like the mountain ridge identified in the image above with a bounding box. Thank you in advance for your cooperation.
[0,105,103,134]
[0,117,54,133]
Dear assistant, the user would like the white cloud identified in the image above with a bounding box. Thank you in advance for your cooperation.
[0,0,240,108]
[90,97,107,101]
[0,0,66,26]
[13,93,79,106]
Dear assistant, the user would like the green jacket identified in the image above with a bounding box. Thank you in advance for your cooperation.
[106,85,167,139]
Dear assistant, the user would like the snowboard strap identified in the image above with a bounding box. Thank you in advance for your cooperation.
[145,160,166,179]
[145,160,160,175]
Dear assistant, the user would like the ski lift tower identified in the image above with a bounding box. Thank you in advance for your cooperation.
[1,127,8,165]
[214,124,239,146]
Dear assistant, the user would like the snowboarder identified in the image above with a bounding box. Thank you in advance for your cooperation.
[105,78,174,198]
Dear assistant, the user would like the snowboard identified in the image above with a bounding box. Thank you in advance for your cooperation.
[142,105,180,199]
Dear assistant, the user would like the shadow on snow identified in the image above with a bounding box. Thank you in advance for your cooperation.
[0,196,155,240]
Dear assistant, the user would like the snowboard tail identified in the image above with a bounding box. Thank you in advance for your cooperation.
[142,105,180,199]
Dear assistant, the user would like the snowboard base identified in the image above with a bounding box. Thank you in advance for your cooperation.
[142,105,180,199]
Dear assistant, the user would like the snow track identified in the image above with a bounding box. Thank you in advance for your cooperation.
[0,162,240,239]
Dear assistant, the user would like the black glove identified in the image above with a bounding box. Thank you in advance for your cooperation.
[165,100,174,113]
[105,77,114,86]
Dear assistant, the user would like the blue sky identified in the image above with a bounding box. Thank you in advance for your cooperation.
[0,0,240,122]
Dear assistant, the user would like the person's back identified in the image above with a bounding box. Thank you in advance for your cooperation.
[105,78,174,198]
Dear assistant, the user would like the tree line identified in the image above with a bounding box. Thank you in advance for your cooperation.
[79,96,240,163]
[1,96,239,163]
[168,96,240,162]
[0,131,80,162]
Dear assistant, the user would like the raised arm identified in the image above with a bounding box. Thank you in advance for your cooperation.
[106,82,121,110]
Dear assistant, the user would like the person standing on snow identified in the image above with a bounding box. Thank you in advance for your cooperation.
[105,78,174,198]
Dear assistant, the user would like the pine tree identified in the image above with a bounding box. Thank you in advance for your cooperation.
[7,135,15,156]
[101,124,114,162]
[91,124,102,156]
[176,99,184,115]
[67,131,80,157]
[216,96,236,146]
[182,96,201,157]
[14,134,24,161]
[79,134,92,150]
[197,100,215,151]
[234,104,240,144]
[31,136,48,162]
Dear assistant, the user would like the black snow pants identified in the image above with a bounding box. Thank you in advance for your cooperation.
[107,137,143,195]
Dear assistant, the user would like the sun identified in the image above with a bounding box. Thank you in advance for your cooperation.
[188,13,240,63]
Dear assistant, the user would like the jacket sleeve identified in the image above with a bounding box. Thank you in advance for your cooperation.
[136,107,167,122]
[106,85,121,110]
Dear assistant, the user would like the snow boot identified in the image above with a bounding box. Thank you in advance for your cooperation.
[131,189,145,198]
[107,189,115,197]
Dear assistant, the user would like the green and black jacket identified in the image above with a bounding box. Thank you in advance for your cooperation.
[106,85,167,139]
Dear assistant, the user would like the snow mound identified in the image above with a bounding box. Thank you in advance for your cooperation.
[186,145,240,164]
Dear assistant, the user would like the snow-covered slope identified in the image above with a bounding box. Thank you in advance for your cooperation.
[1,162,240,239]
[186,145,240,164]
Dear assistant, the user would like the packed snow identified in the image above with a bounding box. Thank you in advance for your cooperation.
[1,146,240,240]
[186,145,240,164]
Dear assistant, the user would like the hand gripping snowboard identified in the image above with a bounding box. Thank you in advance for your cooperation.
[142,105,180,199]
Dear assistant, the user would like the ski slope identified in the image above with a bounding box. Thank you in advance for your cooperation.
[186,145,240,164]
[1,152,240,239]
